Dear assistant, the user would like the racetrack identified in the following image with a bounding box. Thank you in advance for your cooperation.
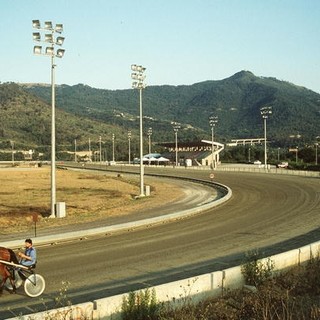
[1,169,319,318]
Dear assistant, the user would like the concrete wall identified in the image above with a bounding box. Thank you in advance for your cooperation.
[7,240,320,320]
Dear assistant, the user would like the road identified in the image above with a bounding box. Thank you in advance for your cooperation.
[1,169,319,318]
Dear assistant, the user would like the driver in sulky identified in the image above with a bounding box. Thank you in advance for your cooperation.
[18,238,37,268]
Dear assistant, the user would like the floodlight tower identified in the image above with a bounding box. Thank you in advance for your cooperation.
[131,64,146,197]
[260,106,272,169]
[99,136,102,163]
[172,122,181,166]
[32,20,65,218]
[112,133,115,162]
[10,141,15,165]
[147,127,152,154]
[128,130,132,164]
[209,115,218,169]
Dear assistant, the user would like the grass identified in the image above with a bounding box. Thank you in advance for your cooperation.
[0,166,183,235]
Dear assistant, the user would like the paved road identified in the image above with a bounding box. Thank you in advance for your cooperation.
[1,168,319,318]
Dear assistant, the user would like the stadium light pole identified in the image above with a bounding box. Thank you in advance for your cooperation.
[315,143,318,165]
[112,133,115,162]
[10,141,15,166]
[209,115,218,169]
[172,122,181,166]
[74,139,77,162]
[131,64,146,197]
[128,130,132,164]
[260,106,272,169]
[32,20,65,218]
[147,127,152,154]
[99,136,102,164]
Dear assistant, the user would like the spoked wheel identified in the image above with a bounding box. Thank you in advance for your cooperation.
[4,271,23,290]
[24,273,46,297]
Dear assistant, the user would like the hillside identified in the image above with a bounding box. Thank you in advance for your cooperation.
[23,71,320,146]
[0,82,138,155]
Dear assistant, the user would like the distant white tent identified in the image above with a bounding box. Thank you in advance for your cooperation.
[157,156,170,162]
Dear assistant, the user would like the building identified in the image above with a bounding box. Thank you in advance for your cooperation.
[157,140,224,168]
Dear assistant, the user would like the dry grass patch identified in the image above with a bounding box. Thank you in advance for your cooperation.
[0,167,183,234]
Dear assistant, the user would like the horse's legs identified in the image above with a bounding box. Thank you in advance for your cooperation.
[8,278,17,294]
[6,268,16,294]
[0,268,16,294]
[0,275,6,295]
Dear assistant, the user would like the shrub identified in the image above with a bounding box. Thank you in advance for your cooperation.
[121,288,159,320]
[241,250,274,287]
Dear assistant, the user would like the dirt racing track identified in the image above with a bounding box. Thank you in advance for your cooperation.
[1,168,320,318]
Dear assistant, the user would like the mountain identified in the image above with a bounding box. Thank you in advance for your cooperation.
[23,71,320,146]
[0,82,136,154]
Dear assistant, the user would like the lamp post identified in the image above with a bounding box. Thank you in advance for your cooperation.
[10,141,15,166]
[172,122,181,166]
[315,136,320,165]
[209,116,218,169]
[32,19,65,218]
[74,139,77,162]
[112,134,115,162]
[99,136,102,164]
[128,130,132,164]
[131,64,146,197]
[147,127,152,155]
[260,106,272,169]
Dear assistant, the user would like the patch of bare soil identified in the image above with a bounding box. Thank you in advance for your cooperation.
[0,167,183,235]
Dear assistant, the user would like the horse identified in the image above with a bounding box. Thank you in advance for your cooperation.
[0,246,19,295]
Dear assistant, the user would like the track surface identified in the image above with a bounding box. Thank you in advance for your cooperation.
[1,169,319,318]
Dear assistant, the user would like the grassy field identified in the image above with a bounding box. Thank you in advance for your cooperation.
[0,166,183,235]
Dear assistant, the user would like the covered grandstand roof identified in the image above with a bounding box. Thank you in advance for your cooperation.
[157,141,214,148]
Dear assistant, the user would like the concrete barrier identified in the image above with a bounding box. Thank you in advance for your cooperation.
[222,265,245,291]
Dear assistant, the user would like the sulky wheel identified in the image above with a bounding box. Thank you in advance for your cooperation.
[24,273,46,297]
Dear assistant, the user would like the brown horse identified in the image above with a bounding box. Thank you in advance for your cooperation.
[0,246,19,294]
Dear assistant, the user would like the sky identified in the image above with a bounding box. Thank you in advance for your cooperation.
[1,0,320,93]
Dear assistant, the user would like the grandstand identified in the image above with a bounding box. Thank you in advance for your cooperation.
[157,140,224,168]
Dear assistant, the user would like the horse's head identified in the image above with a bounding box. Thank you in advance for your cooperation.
[0,247,10,261]
[0,247,19,264]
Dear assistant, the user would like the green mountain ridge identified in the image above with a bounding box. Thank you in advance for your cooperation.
[0,71,319,160]
[22,70,320,146]
[0,82,134,154]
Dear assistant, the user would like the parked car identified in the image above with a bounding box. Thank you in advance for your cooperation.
[277,161,288,168]
[253,160,262,165]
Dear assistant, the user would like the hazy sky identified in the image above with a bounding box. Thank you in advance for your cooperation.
[1,0,320,93]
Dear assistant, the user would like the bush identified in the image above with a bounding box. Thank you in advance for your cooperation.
[121,288,159,320]
[241,250,274,287]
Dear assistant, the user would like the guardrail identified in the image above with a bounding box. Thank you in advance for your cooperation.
[70,161,320,177]
[216,166,320,177]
